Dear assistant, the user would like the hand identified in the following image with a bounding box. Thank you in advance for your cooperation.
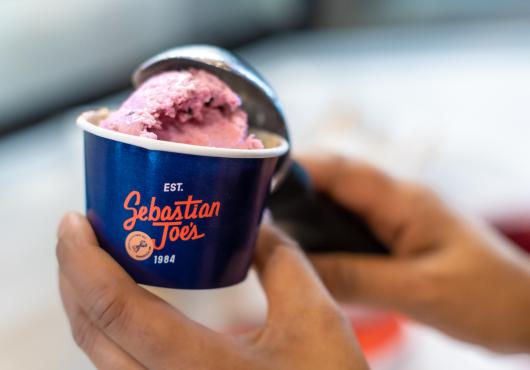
[56,213,369,370]
[301,155,530,353]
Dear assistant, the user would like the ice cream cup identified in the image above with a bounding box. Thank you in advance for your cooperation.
[77,109,289,289]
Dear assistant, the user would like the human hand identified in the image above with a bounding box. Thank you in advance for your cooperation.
[302,155,530,353]
[56,213,369,370]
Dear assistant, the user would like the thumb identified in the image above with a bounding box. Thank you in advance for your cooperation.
[310,253,429,313]
[254,221,341,325]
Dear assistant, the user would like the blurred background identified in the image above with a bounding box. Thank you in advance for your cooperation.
[1,0,530,369]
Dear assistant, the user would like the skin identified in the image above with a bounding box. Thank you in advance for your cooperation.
[56,155,530,369]
[56,213,369,370]
[301,155,530,354]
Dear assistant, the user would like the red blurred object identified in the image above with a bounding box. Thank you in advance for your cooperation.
[352,314,402,356]
[492,214,530,254]
[341,306,403,359]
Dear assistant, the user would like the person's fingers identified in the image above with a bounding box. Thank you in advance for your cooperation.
[299,155,401,248]
[309,253,433,313]
[298,155,395,219]
[59,273,146,370]
[299,155,456,255]
[57,213,236,369]
[254,221,345,327]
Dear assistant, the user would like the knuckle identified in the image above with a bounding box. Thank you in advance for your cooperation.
[85,284,129,332]
[329,154,350,170]
[328,155,351,185]
[71,317,96,352]
[332,155,354,177]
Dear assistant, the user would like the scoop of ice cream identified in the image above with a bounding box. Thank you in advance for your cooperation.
[100,69,263,149]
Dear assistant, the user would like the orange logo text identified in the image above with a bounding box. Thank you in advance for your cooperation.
[123,190,221,250]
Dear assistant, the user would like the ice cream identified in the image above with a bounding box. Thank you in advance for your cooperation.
[100,69,263,149]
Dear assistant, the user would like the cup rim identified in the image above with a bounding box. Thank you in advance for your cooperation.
[77,110,289,159]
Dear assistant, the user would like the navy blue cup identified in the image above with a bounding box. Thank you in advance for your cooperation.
[77,110,288,289]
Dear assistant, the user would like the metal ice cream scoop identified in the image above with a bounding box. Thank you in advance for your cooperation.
[133,44,388,255]
[133,44,291,182]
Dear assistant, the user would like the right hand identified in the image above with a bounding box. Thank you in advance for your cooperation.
[301,155,530,353]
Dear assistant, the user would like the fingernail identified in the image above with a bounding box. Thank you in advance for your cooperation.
[262,209,273,224]
[57,212,77,239]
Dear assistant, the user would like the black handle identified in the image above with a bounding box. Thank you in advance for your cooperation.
[268,161,388,254]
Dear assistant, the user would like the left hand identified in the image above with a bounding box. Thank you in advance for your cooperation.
[56,212,368,370]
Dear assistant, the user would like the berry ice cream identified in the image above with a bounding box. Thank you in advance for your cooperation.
[100,69,263,149]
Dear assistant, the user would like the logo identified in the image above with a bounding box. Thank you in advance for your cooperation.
[122,190,221,251]
[125,231,154,260]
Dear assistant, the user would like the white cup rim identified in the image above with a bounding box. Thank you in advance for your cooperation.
[77,110,289,159]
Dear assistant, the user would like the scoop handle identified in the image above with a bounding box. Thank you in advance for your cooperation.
[267,161,389,254]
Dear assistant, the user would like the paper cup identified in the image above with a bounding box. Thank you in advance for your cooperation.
[77,110,289,289]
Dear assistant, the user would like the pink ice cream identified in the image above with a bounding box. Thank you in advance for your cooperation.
[100,69,263,149]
